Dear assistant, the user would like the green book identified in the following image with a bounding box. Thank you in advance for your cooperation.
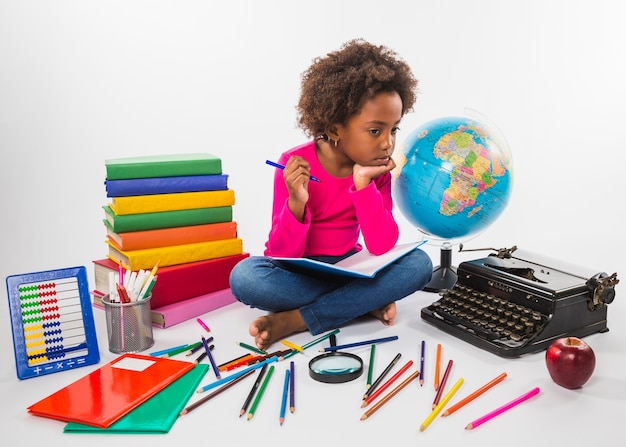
[64,364,209,434]
[103,205,233,233]
[105,153,222,180]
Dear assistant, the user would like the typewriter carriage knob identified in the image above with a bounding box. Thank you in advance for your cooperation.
[586,272,619,310]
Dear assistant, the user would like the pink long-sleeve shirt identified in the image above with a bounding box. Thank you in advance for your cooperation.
[264,141,399,258]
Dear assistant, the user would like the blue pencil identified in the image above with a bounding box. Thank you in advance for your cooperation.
[321,335,399,352]
[197,356,278,393]
[265,159,321,182]
[279,369,290,425]
[202,336,221,379]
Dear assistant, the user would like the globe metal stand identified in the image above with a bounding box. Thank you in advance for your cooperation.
[424,242,458,293]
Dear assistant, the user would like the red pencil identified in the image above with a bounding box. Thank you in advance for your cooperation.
[361,360,413,407]
[432,359,453,409]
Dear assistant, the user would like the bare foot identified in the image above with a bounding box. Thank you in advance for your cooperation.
[369,302,397,326]
[249,309,307,351]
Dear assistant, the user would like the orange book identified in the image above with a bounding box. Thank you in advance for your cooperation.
[27,353,194,428]
[105,221,238,251]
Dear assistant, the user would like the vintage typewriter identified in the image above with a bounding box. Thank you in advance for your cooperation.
[420,245,619,358]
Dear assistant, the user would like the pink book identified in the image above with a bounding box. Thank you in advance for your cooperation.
[151,288,237,328]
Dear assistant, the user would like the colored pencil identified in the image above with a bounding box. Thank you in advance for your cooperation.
[179,369,255,416]
[442,372,507,416]
[149,344,187,357]
[301,329,341,350]
[218,353,253,370]
[237,341,268,355]
[419,340,425,386]
[279,368,290,425]
[366,344,376,389]
[363,352,401,399]
[465,387,540,430]
[362,360,413,407]
[161,341,202,358]
[321,335,399,352]
[432,359,453,409]
[419,377,464,432]
[202,336,220,379]
[196,317,210,332]
[239,364,268,417]
[360,370,420,421]
[281,339,303,352]
[289,361,295,413]
[247,364,275,420]
[197,356,278,393]
[434,343,442,390]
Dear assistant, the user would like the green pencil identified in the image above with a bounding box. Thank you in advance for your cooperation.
[366,344,376,388]
[301,328,341,350]
[237,341,267,355]
[247,365,275,420]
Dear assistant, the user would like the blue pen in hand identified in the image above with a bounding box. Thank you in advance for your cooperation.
[265,159,321,182]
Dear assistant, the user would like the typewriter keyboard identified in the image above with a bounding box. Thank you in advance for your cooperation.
[426,283,548,348]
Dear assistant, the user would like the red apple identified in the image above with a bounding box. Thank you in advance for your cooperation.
[545,337,596,389]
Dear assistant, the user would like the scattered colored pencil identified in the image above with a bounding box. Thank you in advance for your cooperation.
[360,370,420,421]
[363,352,401,400]
[362,360,413,407]
[419,340,425,386]
[237,341,267,355]
[196,317,211,332]
[442,372,507,417]
[239,364,268,417]
[281,339,303,352]
[247,365,275,420]
[465,387,540,430]
[434,343,442,390]
[420,378,464,432]
[301,329,341,350]
[279,369,290,425]
[366,344,376,389]
[202,336,221,379]
[432,359,453,409]
[289,361,295,413]
[180,369,255,416]
[321,335,399,352]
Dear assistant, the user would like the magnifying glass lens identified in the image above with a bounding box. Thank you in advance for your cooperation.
[311,356,362,375]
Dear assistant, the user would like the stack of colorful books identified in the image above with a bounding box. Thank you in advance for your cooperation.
[92,153,249,328]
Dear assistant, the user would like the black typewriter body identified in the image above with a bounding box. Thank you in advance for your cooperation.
[420,253,617,358]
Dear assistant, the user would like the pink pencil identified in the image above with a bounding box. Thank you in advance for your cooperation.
[465,387,540,430]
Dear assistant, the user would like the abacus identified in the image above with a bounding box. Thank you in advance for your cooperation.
[6,266,100,379]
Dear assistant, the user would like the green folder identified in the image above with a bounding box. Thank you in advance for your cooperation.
[64,363,208,434]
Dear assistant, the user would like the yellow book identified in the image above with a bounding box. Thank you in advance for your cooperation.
[106,238,243,271]
[109,190,236,215]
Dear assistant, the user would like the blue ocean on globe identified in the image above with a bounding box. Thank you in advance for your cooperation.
[393,116,513,241]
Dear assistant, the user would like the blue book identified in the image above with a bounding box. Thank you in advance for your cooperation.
[105,174,229,197]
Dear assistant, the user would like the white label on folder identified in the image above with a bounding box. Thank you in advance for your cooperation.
[112,357,156,372]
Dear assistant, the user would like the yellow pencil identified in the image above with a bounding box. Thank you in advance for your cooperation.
[281,339,303,352]
[419,377,464,432]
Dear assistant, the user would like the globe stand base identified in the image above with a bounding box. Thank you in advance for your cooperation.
[424,244,458,293]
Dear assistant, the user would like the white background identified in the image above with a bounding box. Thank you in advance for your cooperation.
[1,1,624,446]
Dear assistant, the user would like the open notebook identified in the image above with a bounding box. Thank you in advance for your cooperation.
[272,241,427,278]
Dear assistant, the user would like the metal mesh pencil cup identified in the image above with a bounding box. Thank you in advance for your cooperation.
[102,294,154,353]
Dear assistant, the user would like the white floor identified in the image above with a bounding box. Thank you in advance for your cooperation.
[1,264,624,447]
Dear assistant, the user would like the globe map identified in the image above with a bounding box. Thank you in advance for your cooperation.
[393,116,513,242]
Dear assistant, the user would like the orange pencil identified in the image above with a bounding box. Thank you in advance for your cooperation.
[442,372,507,416]
[361,360,413,407]
[434,343,442,390]
[432,359,453,409]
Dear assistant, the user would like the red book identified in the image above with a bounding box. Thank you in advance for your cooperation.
[27,354,194,428]
[92,253,249,309]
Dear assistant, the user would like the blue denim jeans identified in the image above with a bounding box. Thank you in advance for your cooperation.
[229,249,433,335]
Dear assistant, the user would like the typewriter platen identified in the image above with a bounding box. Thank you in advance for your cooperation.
[420,245,619,358]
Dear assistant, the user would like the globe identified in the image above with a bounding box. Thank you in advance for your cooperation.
[393,115,513,291]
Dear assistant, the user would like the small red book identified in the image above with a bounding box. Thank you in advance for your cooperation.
[27,353,194,428]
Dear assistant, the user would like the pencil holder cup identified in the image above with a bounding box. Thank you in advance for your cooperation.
[102,295,154,354]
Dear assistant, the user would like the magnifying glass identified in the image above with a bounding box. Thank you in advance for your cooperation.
[308,334,363,383]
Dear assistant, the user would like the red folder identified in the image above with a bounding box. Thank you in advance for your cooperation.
[27,353,194,428]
